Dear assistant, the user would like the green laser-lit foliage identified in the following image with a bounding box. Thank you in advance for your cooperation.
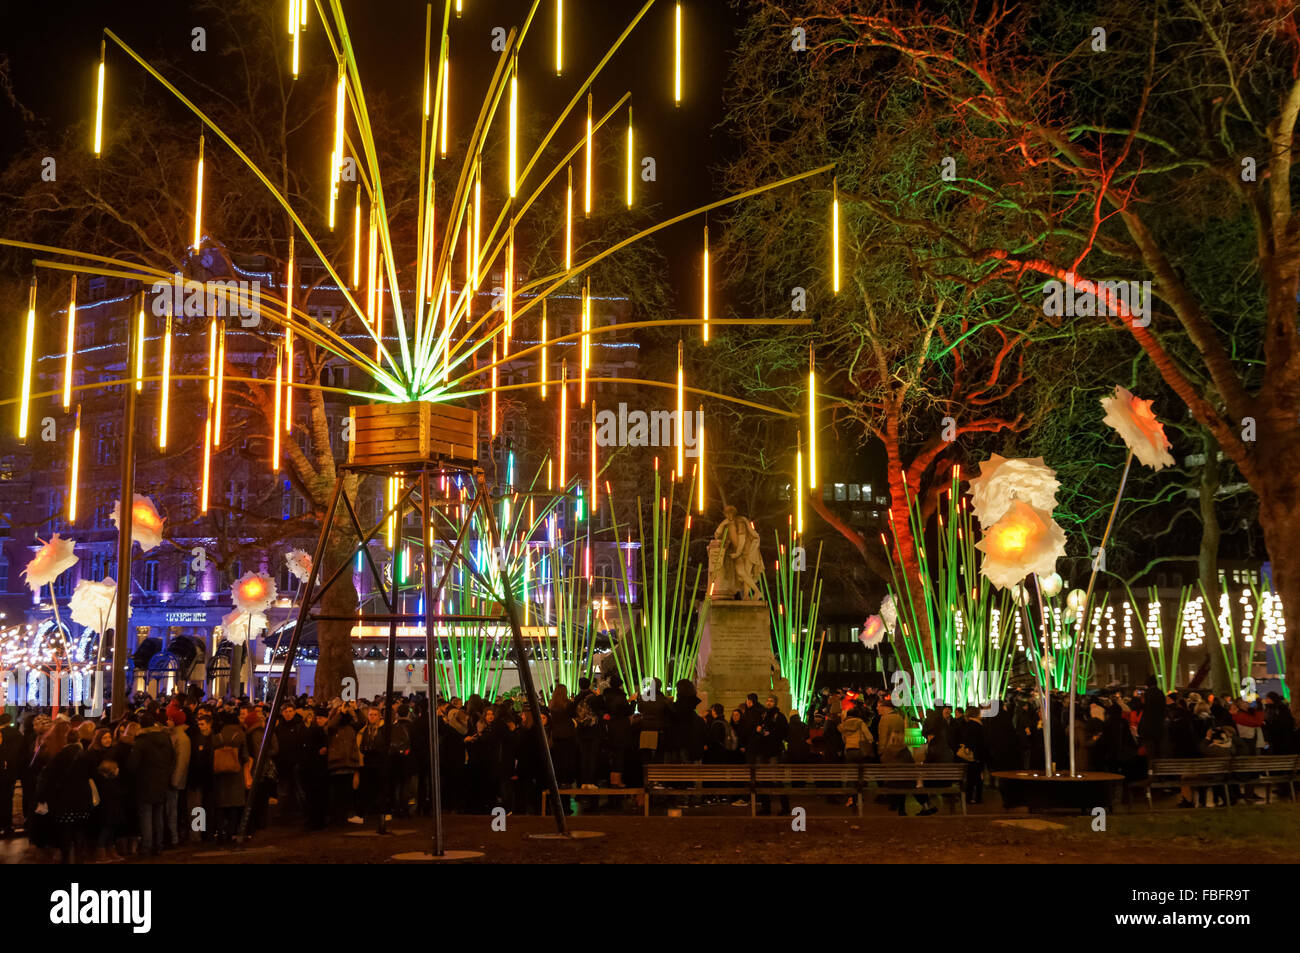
[760,526,823,719]
[884,468,1019,719]
[1199,578,1288,700]
[607,463,705,694]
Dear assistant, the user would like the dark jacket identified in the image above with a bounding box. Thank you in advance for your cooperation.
[754,708,788,759]
[211,724,249,809]
[37,743,94,819]
[128,726,176,805]
[326,711,361,773]
[601,687,633,748]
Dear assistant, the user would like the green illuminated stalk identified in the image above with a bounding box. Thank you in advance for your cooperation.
[761,524,824,718]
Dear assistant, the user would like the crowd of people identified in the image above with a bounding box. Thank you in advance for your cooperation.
[1,671,1294,862]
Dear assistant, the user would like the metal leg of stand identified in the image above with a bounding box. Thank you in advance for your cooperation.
[419,470,444,856]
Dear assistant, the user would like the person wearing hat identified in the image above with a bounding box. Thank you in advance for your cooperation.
[165,709,191,847]
[302,706,330,829]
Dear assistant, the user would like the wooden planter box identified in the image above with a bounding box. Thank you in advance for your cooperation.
[347,401,478,468]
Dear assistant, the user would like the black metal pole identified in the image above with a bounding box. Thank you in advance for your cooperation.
[110,291,140,722]
[479,473,568,834]
[419,469,444,856]
[237,475,344,843]
[377,612,398,833]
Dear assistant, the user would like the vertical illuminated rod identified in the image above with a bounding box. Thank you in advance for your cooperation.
[591,400,598,516]
[135,306,145,392]
[455,0,463,17]
[808,344,817,489]
[832,176,840,294]
[490,338,498,437]
[328,65,346,230]
[201,414,212,513]
[213,323,226,447]
[284,236,295,430]
[555,0,564,74]
[472,162,481,288]
[93,39,106,156]
[207,317,217,403]
[584,93,593,217]
[702,224,710,343]
[676,339,685,479]
[540,298,548,398]
[386,477,396,548]
[214,324,225,446]
[564,165,573,270]
[62,276,77,410]
[626,107,634,207]
[158,312,172,449]
[579,283,588,405]
[290,0,300,78]
[508,58,518,198]
[192,134,205,249]
[795,430,804,534]
[674,2,682,105]
[440,59,449,157]
[271,346,282,471]
[559,360,568,486]
[68,405,82,523]
[300,0,307,27]
[18,278,36,439]
[374,254,385,360]
[505,229,514,347]
[365,205,378,323]
[352,190,362,289]
[697,403,705,513]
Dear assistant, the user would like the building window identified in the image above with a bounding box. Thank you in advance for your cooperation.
[142,560,159,592]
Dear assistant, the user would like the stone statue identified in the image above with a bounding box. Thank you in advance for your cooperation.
[708,505,762,601]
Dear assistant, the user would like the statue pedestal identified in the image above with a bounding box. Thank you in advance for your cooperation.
[697,599,789,717]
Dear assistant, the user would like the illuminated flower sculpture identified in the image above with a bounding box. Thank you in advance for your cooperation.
[966,455,1060,528]
[232,572,277,614]
[69,578,120,633]
[1100,386,1174,470]
[975,501,1067,591]
[285,549,312,584]
[222,608,268,644]
[879,594,898,633]
[23,535,79,594]
[860,614,887,648]
[112,494,165,552]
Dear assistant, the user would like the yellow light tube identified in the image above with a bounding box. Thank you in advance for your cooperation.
[540,298,548,399]
[440,59,449,157]
[285,238,294,430]
[674,3,682,104]
[201,414,211,513]
[93,41,105,156]
[214,324,225,446]
[291,18,300,78]
[505,229,514,346]
[473,164,481,288]
[272,346,282,471]
[63,276,77,410]
[68,405,81,523]
[556,0,563,75]
[207,316,217,402]
[702,224,710,343]
[135,307,145,392]
[490,338,498,437]
[352,190,362,289]
[508,66,518,198]
[697,404,705,513]
[626,107,634,207]
[808,345,817,489]
[796,431,804,534]
[832,177,840,294]
[193,134,204,248]
[676,339,684,479]
[565,165,573,270]
[579,283,588,405]
[288,0,297,34]
[591,400,598,515]
[159,312,172,448]
[329,67,346,229]
[584,93,593,217]
[559,359,568,486]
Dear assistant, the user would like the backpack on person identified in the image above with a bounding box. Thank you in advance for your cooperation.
[723,721,739,752]
[576,697,600,729]
[212,737,241,775]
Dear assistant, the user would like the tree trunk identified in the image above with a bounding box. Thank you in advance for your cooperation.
[313,536,359,702]
[1256,475,1300,718]
[1197,427,1225,693]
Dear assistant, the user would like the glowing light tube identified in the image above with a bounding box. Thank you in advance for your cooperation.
[541,298,548,399]
[559,360,568,487]
[565,165,573,270]
[63,276,76,410]
[808,345,817,489]
[68,405,81,522]
[93,40,105,156]
[697,404,705,513]
[674,3,682,104]
[159,312,172,449]
[626,107,634,207]
[135,307,145,392]
[193,134,205,249]
[676,340,685,479]
[702,224,710,343]
[832,177,840,294]
[585,93,593,217]
[272,346,282,471]
[556,0,563,75]
[214,324,225,446]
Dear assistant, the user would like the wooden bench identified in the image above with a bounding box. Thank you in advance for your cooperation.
[1228,754,1300,802]
[641,762,968,816]
[1133,758,1233,810]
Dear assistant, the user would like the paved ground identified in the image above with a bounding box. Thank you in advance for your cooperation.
[6,793,1299,863]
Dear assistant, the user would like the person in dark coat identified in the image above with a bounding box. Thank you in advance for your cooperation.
[951,707,988,805]
[35,722,94,862]
[737,693,763,762]
[572,678,604,787]
[302,707,330,829]
[668,680,704,763]
[325,704,361,825]
[1137,681,1167,759]
[128,711,176,856]
[0,713,22,837]
[210,712,249,841]
[636,678,671,765]
[601,675,633,786]
[273,701,308,815]
[754,696,789,816]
